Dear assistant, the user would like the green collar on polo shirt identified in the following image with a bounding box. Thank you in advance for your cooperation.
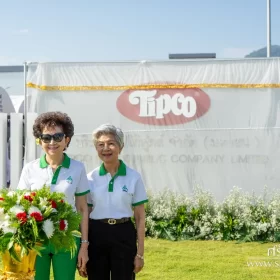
[99,160,126,176]
[99,160,126,192]
[40,153,71,184]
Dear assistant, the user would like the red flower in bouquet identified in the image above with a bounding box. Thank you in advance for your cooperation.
[28,206,43,221]
[0,197,4,201]
[10,205,28,225]
[30,212,43,222]
[16,212,27,225]
[24,195,33,202]
[59,219,68,231]
[50,200,57,209]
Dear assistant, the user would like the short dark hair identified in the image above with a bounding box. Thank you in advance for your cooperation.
[33,112,74,147]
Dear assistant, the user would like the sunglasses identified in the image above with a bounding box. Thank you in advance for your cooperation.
[40,133,65,143]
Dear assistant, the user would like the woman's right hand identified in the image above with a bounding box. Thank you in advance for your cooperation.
[134,256,144,273]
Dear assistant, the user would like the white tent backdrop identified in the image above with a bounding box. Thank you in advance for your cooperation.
[0,87,15,114]
[25,59,280,200]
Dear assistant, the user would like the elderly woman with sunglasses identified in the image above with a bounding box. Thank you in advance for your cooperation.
[85,124,148,280]
[17,111,89,280]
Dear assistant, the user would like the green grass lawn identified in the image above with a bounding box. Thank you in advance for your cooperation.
[137,239,280,280]
[2,239,280,279]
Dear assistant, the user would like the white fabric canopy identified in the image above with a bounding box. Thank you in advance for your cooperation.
[27,58,280,87]
[25,59,280,200]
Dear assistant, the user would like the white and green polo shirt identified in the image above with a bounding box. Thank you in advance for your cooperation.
[87,160,148,219]
[18,153,90,209]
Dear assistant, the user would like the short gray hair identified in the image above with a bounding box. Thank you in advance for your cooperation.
[92,124,124,148]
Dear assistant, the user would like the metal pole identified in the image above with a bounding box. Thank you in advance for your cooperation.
[0,113,7,188]
[267,0,271,57]
[23,61,27,138]
[23,62,27,119]
[23,61,27,166]
[10,113,23,188]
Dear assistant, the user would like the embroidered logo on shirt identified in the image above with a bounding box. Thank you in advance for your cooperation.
[66,176,73,184]
[122,185,128,192]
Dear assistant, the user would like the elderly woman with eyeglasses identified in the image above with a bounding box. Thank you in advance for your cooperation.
[84,124,148,280]
[17,111,89,280]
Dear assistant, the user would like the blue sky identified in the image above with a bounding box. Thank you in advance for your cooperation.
[0,0,279,64]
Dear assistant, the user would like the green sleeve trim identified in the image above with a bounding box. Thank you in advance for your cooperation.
[87,203,93,207]
[75,190,90,196]
[132,199,148,206]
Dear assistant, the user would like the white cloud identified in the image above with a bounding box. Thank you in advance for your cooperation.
[217,47,256,59]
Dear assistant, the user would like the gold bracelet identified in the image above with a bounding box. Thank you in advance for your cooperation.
[136,253,144,260]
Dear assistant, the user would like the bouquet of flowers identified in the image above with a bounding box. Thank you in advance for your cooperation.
[0,186,81,261]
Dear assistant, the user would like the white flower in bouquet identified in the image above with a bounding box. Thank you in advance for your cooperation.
[28,206,42,215]
[0,208,5,221]
[16,196,21,205]
[10,205,25,214]
[39,197,48,210]
[43,219,55,238]
[7,191,16,197]
[0,221,16,234]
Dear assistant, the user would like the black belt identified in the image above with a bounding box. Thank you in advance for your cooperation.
[91,218,131,225]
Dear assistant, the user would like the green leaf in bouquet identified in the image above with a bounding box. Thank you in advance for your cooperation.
[8,245,21,262]
[72,230,81,238]
[33,244,45,257]
[20,244,28,258]
[7,240,14,250]
[0,233,13,252]
[30,218,39,238]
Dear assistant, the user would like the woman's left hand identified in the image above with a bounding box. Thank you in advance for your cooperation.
[78,268,88,278]
[77,246,89,276]
[134,256,144,273]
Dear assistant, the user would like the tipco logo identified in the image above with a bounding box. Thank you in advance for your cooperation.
[116,88,211,125]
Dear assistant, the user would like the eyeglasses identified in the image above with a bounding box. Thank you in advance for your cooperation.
[40,133,65,143]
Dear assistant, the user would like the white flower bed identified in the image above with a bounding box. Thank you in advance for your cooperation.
[145,186,280,242]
